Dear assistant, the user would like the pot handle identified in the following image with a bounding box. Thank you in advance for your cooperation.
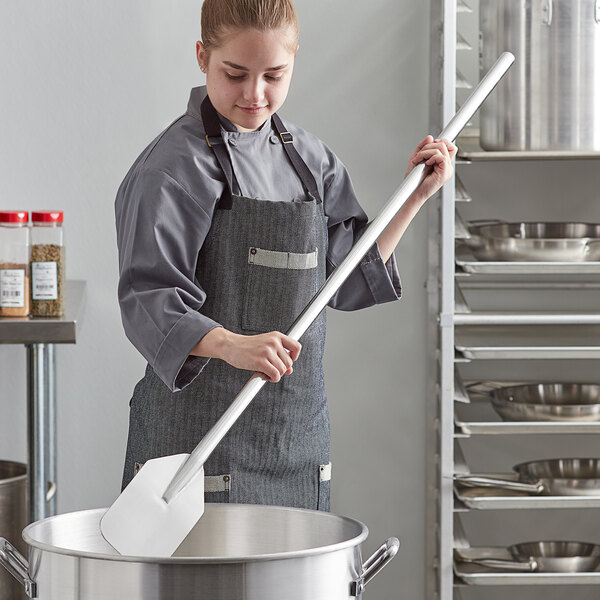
[0,538,37,598]
[461,555,537,572]
[454,474,544,494]
[351,537,400,597]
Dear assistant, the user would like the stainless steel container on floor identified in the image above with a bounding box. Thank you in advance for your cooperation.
[480,0,600,151]
[0,461,27,600]
[0,504,399,599]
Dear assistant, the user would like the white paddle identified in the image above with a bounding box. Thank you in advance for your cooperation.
[100,52,515,558]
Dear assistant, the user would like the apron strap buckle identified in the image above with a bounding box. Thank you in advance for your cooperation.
[279,131,294,144]
[205,134,223,148]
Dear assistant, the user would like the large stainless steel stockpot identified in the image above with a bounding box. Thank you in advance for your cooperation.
[0,504,398,599]
[480,0,600,151]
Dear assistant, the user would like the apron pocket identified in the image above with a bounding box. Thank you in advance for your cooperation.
[242,247,318,333]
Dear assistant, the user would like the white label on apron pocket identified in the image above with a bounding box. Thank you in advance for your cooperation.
[247,247,318,270]
[243,247,318,333]
[31,261,58,300]
[0,268,26,307]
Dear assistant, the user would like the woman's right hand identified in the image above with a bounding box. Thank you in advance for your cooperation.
[191,327,302,383]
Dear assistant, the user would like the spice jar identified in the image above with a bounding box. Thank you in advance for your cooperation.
[0,210,30,318]
[30,211,65,318]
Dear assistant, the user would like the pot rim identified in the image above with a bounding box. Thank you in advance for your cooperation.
[22,506,370,564]
[0,460,27,486]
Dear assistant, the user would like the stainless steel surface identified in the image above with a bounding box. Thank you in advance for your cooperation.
[456,346,600,360]
[455,420,600,436]
[454,546,600,585]
[456,458,600,497]
[0,462,27,600]
[0,280,85,345]
[457,542,600,573]
[480,0,600,152]
[464,222,600,262]
[454,474,543,495]
[454,478,600,509]
[455,323,600,359]
[350,537,400,597]
[489,383,600,422]
[455,248,600,274]
[1,505,399,599]
[456,131,600,160]
[27,344,56,522]
[162,52,516,505]
[0,540,36,598]
[454,312,600,326]
[509,541,600,573]
[2,281,85,524]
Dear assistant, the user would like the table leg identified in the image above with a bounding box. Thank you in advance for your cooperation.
[26,343,57,522]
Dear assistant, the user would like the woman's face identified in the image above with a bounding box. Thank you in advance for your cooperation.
[197,27,297,132]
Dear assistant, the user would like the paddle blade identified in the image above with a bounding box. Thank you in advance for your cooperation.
[100,454,205,557]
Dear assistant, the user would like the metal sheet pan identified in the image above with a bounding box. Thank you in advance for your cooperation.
[455,251,600,275]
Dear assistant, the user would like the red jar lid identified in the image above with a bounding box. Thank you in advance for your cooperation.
[0,211,29,223]
[31,211,64,223]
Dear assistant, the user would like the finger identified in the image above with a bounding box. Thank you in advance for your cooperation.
[435,138,457,156]
[269,351,289,378]
[261,359,281,383]
[277,345,294,371]
[281,335,302,361]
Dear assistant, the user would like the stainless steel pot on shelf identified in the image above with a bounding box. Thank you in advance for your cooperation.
[480,0,600,152]
[487,383,600,422]
[455,458,600,496]
[460,541,600,573]
[0,504,399,599]
[464,221,600,262]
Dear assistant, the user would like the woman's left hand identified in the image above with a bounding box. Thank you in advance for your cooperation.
[405,135,457,203]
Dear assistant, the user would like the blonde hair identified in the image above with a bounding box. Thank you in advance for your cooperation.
[201,0,299,54]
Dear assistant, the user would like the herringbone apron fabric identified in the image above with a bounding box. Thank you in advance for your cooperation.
[122,98,331,510]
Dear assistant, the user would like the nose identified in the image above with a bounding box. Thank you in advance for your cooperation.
[242,77,264,105]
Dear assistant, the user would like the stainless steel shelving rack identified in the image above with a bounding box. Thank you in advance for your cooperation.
[0,280,85,522]
[427,2,600,598]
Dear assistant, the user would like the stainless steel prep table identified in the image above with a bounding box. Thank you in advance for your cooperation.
[0,280,85,522]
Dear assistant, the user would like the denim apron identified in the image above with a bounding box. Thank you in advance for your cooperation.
[122,97,331,511]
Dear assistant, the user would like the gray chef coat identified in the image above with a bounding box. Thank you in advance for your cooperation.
[115,86,402,392]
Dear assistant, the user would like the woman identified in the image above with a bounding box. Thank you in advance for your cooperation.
[115,0,455,511]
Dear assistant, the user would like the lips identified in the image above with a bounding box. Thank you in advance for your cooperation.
[237,105,267,115]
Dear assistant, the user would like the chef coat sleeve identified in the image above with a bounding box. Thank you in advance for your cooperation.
[324,156,402,311]
[115,168,220,392]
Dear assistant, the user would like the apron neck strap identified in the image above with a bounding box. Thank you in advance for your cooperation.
[270,113,322,205]
[200,95,323,210]
[201,95,237,210]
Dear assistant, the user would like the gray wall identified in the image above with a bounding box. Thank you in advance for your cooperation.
[0,1,431,598]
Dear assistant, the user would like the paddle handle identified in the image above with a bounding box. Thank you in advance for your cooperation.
[162,52,516,504]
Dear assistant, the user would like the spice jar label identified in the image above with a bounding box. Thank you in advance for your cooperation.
[0,268,26,308]
[31,261,58,300]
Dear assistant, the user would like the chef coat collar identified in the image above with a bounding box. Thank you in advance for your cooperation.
[187,86,271,137]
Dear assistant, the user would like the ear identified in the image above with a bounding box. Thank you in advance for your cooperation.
[196,41,208,72]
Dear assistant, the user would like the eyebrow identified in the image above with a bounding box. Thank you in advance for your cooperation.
[223,61,288,72]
